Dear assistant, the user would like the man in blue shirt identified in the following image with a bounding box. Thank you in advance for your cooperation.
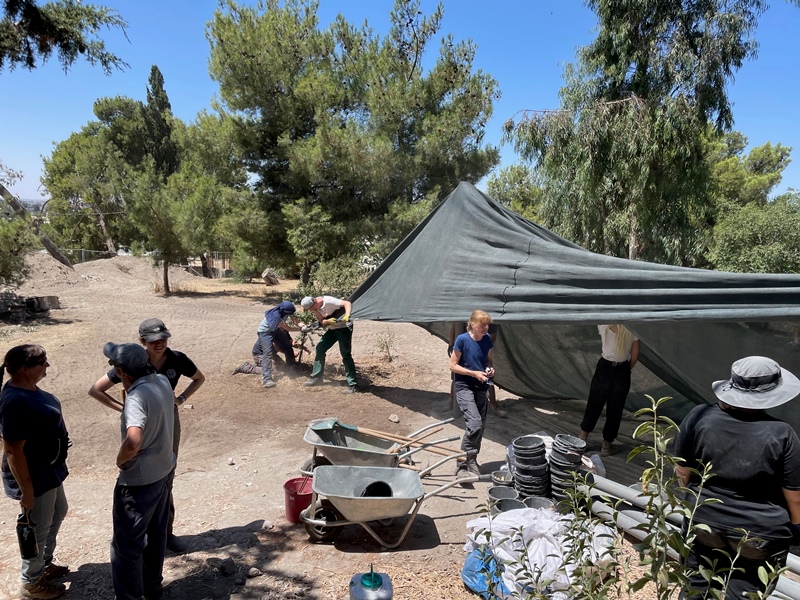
[257,301,302,389]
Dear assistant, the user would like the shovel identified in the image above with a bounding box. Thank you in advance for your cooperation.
[310,418,461,456]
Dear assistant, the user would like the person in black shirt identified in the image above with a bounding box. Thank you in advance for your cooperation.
[1,345,70,600]
[88,318,204,553]
[673,356,800,599]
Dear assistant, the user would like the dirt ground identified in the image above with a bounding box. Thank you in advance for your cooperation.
[0,254,652,600]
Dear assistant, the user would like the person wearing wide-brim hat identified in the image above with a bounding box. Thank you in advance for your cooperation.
[673,356,800,599]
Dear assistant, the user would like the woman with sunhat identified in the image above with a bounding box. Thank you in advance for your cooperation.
[88,318,204,553]
[673,356,800,599]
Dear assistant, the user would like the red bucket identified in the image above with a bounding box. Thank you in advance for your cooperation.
[284,476,313,524]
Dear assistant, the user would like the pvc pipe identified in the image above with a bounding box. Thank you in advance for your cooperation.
[589,500,680,560]
[587,475,684,527]
[776,575,800,600]
[786,553,800,576]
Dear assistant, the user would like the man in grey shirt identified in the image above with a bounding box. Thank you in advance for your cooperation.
[104,342,175,600]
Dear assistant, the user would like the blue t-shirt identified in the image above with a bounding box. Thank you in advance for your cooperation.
[258,301,296,333]
[0,383,69,496]
[454,332,493,386]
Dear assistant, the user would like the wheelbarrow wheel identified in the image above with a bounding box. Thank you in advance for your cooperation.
[305,499,343,542]
[300,454,332,473]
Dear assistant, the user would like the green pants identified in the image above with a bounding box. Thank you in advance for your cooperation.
[310,327,357,386]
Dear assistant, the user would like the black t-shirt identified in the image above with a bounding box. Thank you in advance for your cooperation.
[0,383,70,496]
[673,403,800,540]
[108,347,197,391]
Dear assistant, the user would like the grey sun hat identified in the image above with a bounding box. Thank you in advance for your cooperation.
[300,297,314,309]
[139,318,171,342]
[104,342,149,373]
[712,356,800,409]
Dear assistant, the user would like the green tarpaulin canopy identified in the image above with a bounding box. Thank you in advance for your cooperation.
[350,182,800,425]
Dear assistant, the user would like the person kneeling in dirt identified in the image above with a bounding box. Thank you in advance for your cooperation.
[255,300,303,389]
[88,318,203,553]
[104,342,175,600]
[449,310,494,480]
[301,295,358,394]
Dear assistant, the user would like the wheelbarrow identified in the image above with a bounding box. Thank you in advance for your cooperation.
[300,417,460,475]
[300,463,490,548]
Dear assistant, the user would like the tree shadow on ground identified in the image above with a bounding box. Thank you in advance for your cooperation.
[62,520,330,600]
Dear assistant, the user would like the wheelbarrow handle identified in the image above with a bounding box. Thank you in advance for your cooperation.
[416,448,475,477]
[423,473,493,500]
[399,436,461,460]
[408,418,455,438]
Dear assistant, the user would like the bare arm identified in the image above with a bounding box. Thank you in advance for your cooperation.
[177,369,205,404]
[629,340,640,370]
[674,464,691,487]
[4,439,34,510]
[117,426,143,469]
[449,349,489,383]
[278,321,301,333]
[89,374,124,412]
[784,488,800,525]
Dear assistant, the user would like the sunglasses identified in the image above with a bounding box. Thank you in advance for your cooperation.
[27,356,48,367]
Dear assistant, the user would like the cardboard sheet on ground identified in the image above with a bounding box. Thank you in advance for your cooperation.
[351,182,800,426]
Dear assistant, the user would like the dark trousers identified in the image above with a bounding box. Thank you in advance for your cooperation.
[683,527,788,599]
[111,471,173,600]
[455,381,489,456]
[580,357,631,442]
[310,327,357,387]
[256,329,296,384]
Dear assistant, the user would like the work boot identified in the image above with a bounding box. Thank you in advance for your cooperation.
[304,377,320,387]
[454,461,474,489]
[465,460,481,476]
[41,563,70,581]
[232,362,249,375]
[341,385,359,394]
[21,580,65,599]
[167,533,188,553]
[263,379,276,389]
[601,440,617,456]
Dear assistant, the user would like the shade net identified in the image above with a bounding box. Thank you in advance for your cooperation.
[350,182,800,427]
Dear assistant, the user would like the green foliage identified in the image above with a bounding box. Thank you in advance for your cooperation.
[208,0,499,272]
[505,0,768,265]
[0,217,36,285]
[710,191,800,273]
[41,127,134,252]
[486,163,543,223]
[297,256,366,300]
[706,130,792,213]
[0,0,128,73]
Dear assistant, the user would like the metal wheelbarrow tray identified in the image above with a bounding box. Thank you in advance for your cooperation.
[301,417,458,472]
[300,464,489,548]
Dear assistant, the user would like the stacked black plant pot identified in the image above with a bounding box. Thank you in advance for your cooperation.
[548,434,587,506]
[511,435,550,499]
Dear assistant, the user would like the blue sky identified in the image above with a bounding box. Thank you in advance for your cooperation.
[2,0,799,201]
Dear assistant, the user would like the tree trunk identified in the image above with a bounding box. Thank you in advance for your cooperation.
[628,211,639,261]
[93,207,116,254]
[162,260,170,294]
[0,182,74,269]
[200,252,211,278]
